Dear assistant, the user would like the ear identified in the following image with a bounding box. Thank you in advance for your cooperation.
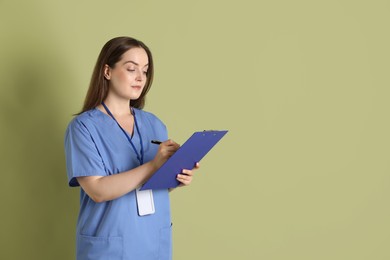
[104,64,111,80]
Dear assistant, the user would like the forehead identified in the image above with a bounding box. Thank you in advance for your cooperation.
[119,47,149,65]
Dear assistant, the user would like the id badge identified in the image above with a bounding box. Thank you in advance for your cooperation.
[136,188,155,216]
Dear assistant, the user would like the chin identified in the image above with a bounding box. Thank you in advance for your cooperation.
[129,95,142,102]
[130,94,142,100]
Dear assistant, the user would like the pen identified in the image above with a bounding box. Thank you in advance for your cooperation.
[151,140,162,145]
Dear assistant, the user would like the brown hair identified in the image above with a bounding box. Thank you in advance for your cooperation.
[78,36,154,114]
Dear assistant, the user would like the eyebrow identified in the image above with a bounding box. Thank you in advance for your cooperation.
[123,60,149,68]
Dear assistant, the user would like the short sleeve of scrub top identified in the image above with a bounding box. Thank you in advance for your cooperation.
[64,108,172,260]
[65,116,107,187]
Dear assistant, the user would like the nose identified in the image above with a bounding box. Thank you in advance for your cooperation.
[135,69,145,81]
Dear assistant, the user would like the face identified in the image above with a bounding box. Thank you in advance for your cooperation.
[104,47,149,101]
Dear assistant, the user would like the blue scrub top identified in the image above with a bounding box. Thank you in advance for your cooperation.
[64,108,172,260]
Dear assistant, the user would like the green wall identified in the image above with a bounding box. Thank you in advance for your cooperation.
[1,0,389,259]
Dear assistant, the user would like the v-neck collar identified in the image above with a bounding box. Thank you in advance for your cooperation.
[98,104,144,165]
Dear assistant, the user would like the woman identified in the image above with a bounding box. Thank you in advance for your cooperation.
[64,36,199,260]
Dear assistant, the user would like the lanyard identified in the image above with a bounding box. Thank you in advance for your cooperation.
[102,102,144,165]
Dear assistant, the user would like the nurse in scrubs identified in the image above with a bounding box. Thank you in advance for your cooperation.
[64,36,199,260]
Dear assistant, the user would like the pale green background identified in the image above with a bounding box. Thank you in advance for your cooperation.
[1,0,389,259]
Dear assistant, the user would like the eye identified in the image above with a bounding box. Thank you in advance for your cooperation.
[127,69,135,72]
[143,71,148,75]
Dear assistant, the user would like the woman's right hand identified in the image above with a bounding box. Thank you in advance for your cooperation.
[76,139,180,203]
[152,139,180,169]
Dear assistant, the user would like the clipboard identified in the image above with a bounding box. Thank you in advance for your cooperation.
[140,130,228,190]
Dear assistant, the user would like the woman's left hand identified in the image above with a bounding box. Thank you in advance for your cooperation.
[176,162,200,187]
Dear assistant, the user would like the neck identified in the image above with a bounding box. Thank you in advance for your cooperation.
[101,96,132,117]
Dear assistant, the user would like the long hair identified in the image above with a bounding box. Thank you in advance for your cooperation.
[78,37,154,114]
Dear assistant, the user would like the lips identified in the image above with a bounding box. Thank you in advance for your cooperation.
[132,85,142,90]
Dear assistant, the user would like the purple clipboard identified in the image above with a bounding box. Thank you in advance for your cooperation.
[140,130,228,190]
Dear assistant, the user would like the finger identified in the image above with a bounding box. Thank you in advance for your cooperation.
[194,162,200,169]
[178,173,192,180]
[177,174,192,185]
[170,141,181,150]
[161,145,180,154]
[165,139,174,144]
[163,139,180,147]
[166,145,180,152]
[160,146,179,155]
[181,169,194,176]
